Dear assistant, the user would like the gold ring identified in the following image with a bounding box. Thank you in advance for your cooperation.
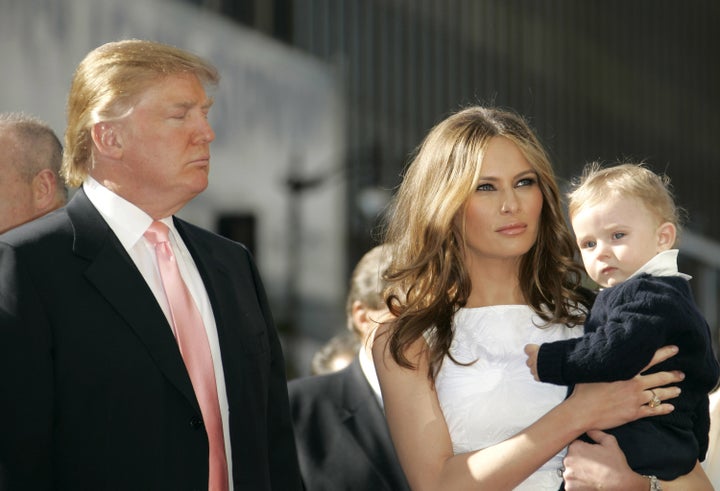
[648,389,661,408]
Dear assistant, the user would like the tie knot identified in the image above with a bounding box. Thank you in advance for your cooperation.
[144,220,170,245]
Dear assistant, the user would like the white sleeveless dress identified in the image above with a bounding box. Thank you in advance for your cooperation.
[434,305,584,490]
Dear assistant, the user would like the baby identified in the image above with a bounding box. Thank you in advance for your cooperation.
[525,162,719,482]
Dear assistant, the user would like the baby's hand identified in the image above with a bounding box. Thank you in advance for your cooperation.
[524,344,540,381]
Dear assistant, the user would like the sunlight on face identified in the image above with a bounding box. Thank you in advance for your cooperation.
[460,136,543,266]
[108,73,215,216]
[571,195,670,287]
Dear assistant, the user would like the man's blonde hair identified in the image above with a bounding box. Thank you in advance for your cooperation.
[62,39,219,187]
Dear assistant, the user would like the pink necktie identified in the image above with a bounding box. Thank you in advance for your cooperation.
[144,221,229,491]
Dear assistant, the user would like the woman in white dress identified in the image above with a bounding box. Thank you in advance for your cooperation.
[372,106,713,490]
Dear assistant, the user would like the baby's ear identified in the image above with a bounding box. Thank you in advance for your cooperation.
[656,222,676,251]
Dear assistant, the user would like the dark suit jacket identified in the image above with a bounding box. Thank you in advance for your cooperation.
[288,358,410,491]
[0,189,302,491]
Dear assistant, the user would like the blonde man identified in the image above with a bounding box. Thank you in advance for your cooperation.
[0,40,301,490]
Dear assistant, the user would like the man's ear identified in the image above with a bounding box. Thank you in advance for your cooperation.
[656,222,677,251]
[351,300,371,338]
[31,169,60,213]
[91,122,123,159]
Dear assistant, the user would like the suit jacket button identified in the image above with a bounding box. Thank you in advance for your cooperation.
[189,416,204,430]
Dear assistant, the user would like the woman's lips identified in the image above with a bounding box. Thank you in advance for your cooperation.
[496,223,527,235]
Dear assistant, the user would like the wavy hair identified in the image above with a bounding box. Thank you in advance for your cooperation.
[381,106,590,382]
[62,39,219,188]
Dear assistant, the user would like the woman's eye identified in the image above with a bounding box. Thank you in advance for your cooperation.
[516,177,537,187]
[476,183,494,191]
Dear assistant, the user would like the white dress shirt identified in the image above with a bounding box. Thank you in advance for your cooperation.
[359,343,383,408]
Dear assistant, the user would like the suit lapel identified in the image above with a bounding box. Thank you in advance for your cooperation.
[173,218,253,408]
[172,219,240,360]
[341,360,408,490]
[67,190,199,411]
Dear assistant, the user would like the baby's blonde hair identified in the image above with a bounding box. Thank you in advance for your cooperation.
[568,162,683,246]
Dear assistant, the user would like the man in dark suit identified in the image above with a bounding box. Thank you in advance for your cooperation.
[288,245,410,491]
[0,39,302,490]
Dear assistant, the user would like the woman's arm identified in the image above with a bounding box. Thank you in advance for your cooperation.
[563,430,713,490]
[373,327,683,491]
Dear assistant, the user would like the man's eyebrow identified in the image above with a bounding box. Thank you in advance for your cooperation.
[170,98,214,110]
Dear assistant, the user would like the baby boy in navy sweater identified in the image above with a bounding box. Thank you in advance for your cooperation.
[525,162,719,483]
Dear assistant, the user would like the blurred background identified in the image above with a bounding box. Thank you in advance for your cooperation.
[1,0,718,377]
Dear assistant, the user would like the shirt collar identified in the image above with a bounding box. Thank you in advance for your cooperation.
[358,343,383,408]
[629,249,692,281]
[83,176,174,249]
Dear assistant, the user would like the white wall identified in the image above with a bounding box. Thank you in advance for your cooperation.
[0,0,348,364]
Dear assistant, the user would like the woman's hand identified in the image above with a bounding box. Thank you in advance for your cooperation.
[561,346,714,490]
[563,430,648,490]
[564,431,714,490]
[567,345,683,431]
